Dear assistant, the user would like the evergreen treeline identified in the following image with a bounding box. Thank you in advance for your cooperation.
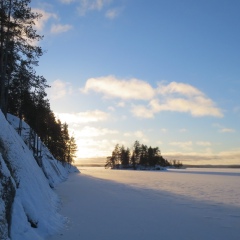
[105,141,182,169]
[0,0,77,164]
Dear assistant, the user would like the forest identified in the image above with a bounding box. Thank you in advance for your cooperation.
[105,140,183,170]
[0,0,77,164]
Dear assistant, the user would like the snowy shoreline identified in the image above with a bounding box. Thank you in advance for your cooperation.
[0,111,78,239]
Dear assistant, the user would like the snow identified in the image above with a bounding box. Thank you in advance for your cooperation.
[1,108,239,239]
[0,111,78,239]
[7,114,77,187]
[47,167,240,240]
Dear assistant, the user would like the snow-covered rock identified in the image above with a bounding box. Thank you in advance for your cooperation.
[0,111,79,239]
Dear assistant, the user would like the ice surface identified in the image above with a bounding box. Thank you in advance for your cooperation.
[47,167,240,240]
[80,167,240,207]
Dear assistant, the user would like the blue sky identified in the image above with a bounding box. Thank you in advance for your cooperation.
[33,0,240,165]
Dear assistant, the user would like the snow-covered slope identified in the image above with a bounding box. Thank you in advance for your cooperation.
[7,114,78,187]
[0,111,79,240]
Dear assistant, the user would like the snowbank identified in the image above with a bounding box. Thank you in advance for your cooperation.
[0,111,79,239]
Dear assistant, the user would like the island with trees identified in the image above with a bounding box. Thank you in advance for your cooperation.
[105,140,183,170]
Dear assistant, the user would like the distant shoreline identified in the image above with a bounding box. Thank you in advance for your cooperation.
[184,164,240,168]
[75,163,240,168]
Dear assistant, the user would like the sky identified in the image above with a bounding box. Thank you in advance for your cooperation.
[32,0,240,165]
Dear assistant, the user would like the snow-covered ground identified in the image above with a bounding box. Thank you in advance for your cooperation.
[0,111,78,239]
[47,167,240,240]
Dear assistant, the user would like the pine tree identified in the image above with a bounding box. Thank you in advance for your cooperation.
[0,0,43,116]
[67,136,77,164]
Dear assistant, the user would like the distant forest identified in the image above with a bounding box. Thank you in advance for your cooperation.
[0,0,77,164]
[105,141,182,169]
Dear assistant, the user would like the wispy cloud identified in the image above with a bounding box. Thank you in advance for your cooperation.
[219,128,235,133]
[60,0,123,19]
[76,0,112,16]
[60,0,75,3]
[56,110,109,124]
[179,128,187,133]
[117,101,125,107]
[81,75,155,100]
[157,81,203,96]
[164,149,240,165]
[131,104,155,118]
[77,126,118,137]
[49,80,72,100]
[50,24,73,34]
[33,8,58,32]
[196,141,212,146]
[161,128,168,133]
[33,8,72,35]
[105,8,120,19]
[213,123,235,133]
[123,130,149,143]
[169,141,193,150]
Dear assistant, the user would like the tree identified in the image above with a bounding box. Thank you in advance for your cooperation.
[0,0,43,116]
[106,140,172,169]
[139,144,148,166]
[131,140,141,168]
[120,146,130,166]
[66,136,77,164]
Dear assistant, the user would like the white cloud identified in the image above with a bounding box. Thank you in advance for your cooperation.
[33,8,72,35]
[33,8,58,32]
[50,24,73,34]
[156,97,223,117]
[213,123,235,133]
[157,81,203,96]
[82,77,223,118]
[49,80,72,100]
[154,82,223,117]
[75,138,116,158]
[132,95,223,118]
[132,84,223,118]
[117,101,125,107]
[169,141,193,150]
[77,0,112,16]
[105,8,120,19]
[123,131,149,143]
[131,105,154,118]
[56,110,109,124]
[82,75,155,100]
[77,126,118,137]
[196,141,212,146]
[108,106,115,111]
[163,149,240,165]
[161,128,168,133]
[60,0,76,3]
[179,128,187,132]
[219,128,235,133]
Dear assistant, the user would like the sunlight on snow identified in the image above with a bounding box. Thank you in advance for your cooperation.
[79,167,240,207]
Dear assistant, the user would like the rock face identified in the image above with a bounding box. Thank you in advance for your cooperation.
[0,153,15,240]
[0,111,79,239]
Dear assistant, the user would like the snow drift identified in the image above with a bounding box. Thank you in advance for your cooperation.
[0,110,78,240]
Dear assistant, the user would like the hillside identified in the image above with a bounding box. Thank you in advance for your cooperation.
[0,110,78,240]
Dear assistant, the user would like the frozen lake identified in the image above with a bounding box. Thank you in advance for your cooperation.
[47,167,240,240]
[80,167,240,207]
